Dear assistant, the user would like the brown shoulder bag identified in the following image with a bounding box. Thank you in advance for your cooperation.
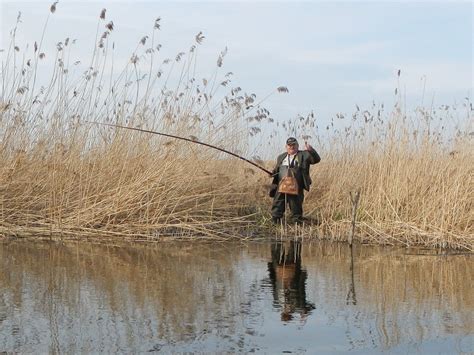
[278,156,299,196]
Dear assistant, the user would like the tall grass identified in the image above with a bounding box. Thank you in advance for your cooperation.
[301,103,473,250]
[0,5,472,249]
[1,7,260,240]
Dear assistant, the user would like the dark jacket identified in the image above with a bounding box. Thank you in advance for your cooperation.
[271,148,321,192]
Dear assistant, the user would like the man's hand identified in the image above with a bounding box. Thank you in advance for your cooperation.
[304,141,313,151]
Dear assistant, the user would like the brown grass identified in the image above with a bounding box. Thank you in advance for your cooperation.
[0,5,472,249]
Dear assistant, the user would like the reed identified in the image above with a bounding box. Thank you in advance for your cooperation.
[298,109,473,250]
[0,6,257,240]
[0,4,472,249]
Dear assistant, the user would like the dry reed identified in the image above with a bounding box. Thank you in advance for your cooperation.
[0,4,472,249]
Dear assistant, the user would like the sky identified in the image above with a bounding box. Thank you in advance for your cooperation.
[1,0,472,146]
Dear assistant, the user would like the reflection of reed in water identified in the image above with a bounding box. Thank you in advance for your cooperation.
[301,243,474,350]
[267,241,315,322]
[0,241,250,352]
[0,241,472,352]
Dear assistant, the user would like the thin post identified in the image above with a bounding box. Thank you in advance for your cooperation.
[349,190,361,246]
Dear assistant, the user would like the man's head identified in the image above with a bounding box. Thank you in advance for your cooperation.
[286,137,299,155]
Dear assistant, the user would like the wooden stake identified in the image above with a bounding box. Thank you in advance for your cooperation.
[349,190,361,246]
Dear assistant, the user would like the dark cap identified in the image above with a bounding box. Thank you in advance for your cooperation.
[286,137,298,145]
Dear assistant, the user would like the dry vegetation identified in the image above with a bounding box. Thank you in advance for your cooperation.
[0,4,472,249]
[302,107,473,250]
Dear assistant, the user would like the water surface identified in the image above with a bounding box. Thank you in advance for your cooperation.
[0,240,472,353]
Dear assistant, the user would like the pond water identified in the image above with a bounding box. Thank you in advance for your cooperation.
[0,239,472,353]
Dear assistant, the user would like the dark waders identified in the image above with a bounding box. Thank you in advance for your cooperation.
[271,189,304,223]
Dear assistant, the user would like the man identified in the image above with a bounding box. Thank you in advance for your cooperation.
[270,137,321,224]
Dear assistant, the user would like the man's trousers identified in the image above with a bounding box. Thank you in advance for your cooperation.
[271,190,304,222]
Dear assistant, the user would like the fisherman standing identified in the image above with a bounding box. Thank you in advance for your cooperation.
[270,137,321,224]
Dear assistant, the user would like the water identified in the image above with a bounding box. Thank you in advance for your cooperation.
[0,240,472,353]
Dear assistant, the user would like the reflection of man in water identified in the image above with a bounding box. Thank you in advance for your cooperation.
[267,241,315,322]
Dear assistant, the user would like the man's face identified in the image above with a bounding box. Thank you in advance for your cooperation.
[286,143,298,155]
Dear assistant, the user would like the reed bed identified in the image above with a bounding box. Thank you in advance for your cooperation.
[0,6,258,240]
[299,118,473,250]
[0,4,472,249]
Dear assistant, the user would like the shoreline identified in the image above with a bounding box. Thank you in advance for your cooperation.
[1,218,472,251]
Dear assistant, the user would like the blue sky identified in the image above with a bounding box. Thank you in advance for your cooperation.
[1,1,472,142]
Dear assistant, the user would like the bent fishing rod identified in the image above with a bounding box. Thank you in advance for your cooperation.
[86,121,274,176]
